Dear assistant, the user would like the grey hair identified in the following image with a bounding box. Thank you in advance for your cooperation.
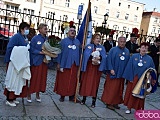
[38,23,48,30]
[118,36,126,41]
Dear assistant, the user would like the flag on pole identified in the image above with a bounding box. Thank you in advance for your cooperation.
[76,5,92,45]
[74,0,91,103]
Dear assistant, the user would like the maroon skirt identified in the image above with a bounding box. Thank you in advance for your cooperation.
[4,84,28,100]
[101,74,124,104]
[124,76,145,110]
[29,62,48,94]
[4,63,28,99]
[54,64,78,96]
[79,61,102,97]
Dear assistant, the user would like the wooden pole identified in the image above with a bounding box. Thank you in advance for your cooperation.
[74,0,91,103]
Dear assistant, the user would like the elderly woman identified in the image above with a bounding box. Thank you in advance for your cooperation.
[123,42,156,114]
[4,22,30,107]
[79,33,106,108]
[27,23,48,103]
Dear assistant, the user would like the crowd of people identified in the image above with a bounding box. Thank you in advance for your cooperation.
[3,22,159,114]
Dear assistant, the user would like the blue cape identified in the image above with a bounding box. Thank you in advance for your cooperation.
[81,44,106,72]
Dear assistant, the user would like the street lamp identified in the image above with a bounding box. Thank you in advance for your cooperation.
[101,13,109,43]
[104,13,109,25]
[102,13,109,29]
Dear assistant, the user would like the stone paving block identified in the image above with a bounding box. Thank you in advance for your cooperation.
[0,101,25,116]
[0,116,8,120]
[52,116,63,120]
[0,93,5,105]
[90,106,123,119]
[26,116,37,120]
[60,116,68,120]
[147,101,160,109]
[91,118,104,120]
[65,116,78,120]
[25,105,62,116]
[52,95,97,118]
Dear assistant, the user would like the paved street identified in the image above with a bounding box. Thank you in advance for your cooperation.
[0,57,160,120]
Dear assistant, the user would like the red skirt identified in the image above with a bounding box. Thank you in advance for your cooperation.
[101,74,124,104]
[4,84,28,100]
[54,64,78,96]
[124,76,145,110]
[79,61,102,97]
[4,64,28,99]
[29,62,48,94]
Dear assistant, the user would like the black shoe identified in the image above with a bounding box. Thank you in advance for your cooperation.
[91,98,96,108]
[80,97,86,105]
[113,104,120,109]
[69,96,80,103]
[59,96,65,102]
[91,104,95,108]
[107,104,115,110]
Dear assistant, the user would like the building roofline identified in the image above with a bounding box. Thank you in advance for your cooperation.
[143,11,160,17]
[127,0,145,5]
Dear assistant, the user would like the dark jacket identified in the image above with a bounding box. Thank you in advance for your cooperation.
[148,44,159,71]
[125,41,138,54]
[103,40,116,53]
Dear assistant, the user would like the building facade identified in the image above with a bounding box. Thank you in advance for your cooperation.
[105,0,144,39]
[140,11,160,40]
[0,0,144,37]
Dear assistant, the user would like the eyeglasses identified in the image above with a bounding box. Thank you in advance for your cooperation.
[69,30,76,32]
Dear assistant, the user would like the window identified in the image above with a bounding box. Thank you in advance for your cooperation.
[23,8,27,13]
[137,7,139,10]
[26,0,36,3]
[152,27,156,33]
[11,5,14,10]
[94,6,98,14]
[128,5,130,9]
[18,9,21,12]
[50,0,54,4]
[108,0,110,4]
[158,28,160,33]
[63,15,68,21]
[6,4,19,11]
[113,25,118,30]
[31,10,34,15]
[154,18,158,23]
[123,26,127,32]
[116,12,120,18]
[65,0,70,7]
[23,8,34,15]
[125,13,129,20]
[28,9,30,14]
[106,9,109,15]
[15,6,18,12]
[6,4,10,9]
[119,2,121,6]
[134,15,137,22]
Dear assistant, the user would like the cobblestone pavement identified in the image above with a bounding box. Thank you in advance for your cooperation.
[0,57,160,120]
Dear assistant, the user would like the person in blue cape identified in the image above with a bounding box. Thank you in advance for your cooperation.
[4,22,30,107]
[28,23,48,103]
[123,42,156,114]
[54,26,81,102]
[101,36,130,110]
[79,33,106,108]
